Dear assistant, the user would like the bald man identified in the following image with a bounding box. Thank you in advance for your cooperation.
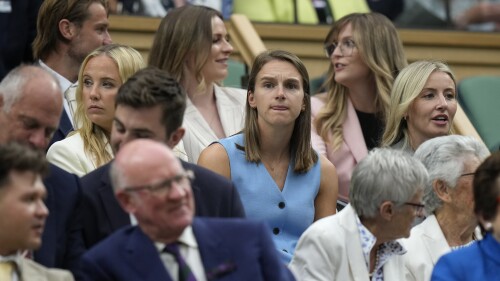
[80,139,295,281]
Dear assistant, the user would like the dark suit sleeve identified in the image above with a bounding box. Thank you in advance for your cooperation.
[228,182,246,218]
[36,165,85,278]
[62,175,86,277]
[80,254,113,281]
[184,161,246,218]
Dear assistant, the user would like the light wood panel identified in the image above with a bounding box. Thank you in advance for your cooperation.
[109,14,500,81]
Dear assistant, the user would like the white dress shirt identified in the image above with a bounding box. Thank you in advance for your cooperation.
[155,226,207,281]
[38,59,76,127]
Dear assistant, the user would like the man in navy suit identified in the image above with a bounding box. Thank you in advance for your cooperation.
[81,67,245,249]
[0,65,84,274]
[32,0,112,145]
[81,139,294,281]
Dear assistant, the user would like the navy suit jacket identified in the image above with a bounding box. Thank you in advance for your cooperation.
[80,218,295,281]
[81,160,245,249]
[35,164,85,274]
[49,110,73,148]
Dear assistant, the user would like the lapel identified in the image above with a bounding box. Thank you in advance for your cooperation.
[342,98,368,163]
[97,164,130,230]
[125,227,172,281]
[19,259,47,281]
[58,109,73,138]
[35,166,58,264]
[184,97,218,142]
[214,85,245,136]
[420,215,451,264]
[191,219,231,276]
[340,206,370,281]
[181,161,202,207]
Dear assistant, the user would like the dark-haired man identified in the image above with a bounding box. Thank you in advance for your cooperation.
[81,67,245,249]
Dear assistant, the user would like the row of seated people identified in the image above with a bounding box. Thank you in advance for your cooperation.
[110,0,500,31]
[2,117,500,280]
[0,1,497,280]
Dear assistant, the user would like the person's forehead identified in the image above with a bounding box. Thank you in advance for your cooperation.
[83,2,108,23]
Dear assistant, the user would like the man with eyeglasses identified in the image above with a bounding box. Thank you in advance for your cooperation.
[402,135,489,281]
[290,148,428,281]
[80,139,295,281]
[80,67,245,249]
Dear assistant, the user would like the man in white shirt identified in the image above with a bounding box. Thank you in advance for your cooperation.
[32,0,112,145]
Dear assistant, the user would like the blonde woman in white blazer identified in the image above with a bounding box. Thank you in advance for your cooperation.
[47,44,145,176]
[148,6,246,163]
[403,135,489,281]
[290,148,428,281]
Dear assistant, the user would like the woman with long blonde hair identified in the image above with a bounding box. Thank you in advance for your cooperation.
[312,12,407,203]
[47,44,145,176]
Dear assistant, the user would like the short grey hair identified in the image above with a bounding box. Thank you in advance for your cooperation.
[414,135,490,214]
[0,65,60,112]
[109,161,127,192]
[350,148,428,218]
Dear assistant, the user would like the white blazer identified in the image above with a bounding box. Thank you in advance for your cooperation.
[183,85,246,163]
[47,132,188,176]
[46,132,113,177]
[401,214,481,281]
[289,204,405,281]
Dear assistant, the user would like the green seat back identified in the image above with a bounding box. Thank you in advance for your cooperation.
[223,59,247,89]
[458,76,500,152]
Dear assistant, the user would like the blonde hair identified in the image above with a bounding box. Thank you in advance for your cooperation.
[381,60,456,149]
[315,13,407,150]
[73,44,145,167]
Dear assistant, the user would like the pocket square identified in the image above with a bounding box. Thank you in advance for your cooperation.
[206,261,237,280]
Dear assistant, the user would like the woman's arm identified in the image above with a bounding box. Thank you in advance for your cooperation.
[314,155,338,220]
[197,143,231,179]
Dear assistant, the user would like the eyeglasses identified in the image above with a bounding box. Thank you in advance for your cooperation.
[324,39,356,57]
[404,202,426,216]
[123,170,194,196]
[460,172,475,177]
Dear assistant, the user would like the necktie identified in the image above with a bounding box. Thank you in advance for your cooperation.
[163,243,197,281]
[0,261,14,281]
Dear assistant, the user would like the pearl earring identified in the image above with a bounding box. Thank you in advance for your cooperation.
[484,222,493,230]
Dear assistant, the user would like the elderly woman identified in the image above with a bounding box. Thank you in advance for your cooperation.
[403,135,489,281]
[431,151,500,281]
[198,50,338,263]
[290,148,428,280]
[312,12,407,203]
[382,60,457,153]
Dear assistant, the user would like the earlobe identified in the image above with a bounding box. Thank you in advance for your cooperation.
[59,19,75,40]
[433,179,451,202]
[116,191,136,214]
[379,201,394,220]
[248,91,256,108]
[168,127,185,148]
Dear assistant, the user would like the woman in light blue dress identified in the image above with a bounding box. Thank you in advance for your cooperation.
[198,50,338,263]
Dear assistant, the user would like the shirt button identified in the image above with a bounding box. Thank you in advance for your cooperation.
[273,227,280,235]
[278,202,285,209]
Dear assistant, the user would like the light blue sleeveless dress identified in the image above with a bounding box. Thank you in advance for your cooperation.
[218,133,321,263]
